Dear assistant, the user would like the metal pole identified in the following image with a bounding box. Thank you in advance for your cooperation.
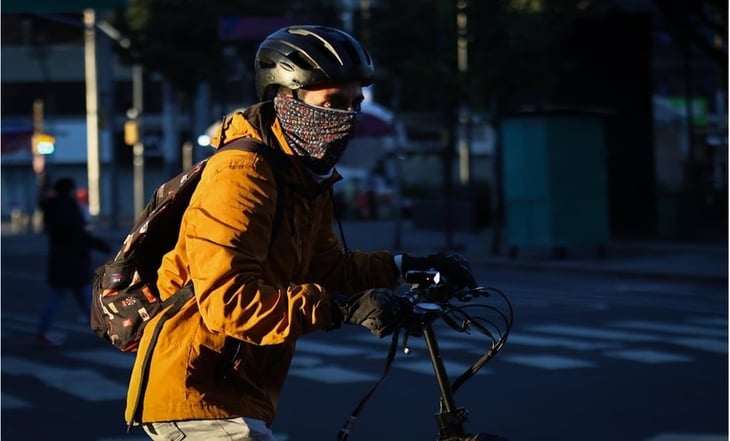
[83,9,101,220]
[182,141,193,170]
[132,63,145,216]
[456,0,471,186]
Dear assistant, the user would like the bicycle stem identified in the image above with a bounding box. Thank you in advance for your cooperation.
[423,322,457,414]
[415,305,470,439]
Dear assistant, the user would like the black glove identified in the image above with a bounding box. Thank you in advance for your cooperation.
[400,252,477,289]
[331,289,402,338]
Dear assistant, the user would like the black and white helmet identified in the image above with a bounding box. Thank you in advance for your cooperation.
[254,25,375,100]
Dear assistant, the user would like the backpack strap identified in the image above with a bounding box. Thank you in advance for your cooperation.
[128,284,194,432]
[211,137,291,386]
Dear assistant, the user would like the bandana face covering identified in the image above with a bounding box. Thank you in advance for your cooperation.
[274,96,358,175]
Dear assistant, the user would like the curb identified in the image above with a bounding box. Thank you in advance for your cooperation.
[470,256,728,284]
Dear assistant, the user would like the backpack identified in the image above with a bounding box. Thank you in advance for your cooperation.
[90,138,288,352]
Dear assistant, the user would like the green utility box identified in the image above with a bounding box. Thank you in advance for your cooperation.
[501,112,610,257]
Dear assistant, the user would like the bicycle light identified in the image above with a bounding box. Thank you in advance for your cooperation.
[405,269,441,285]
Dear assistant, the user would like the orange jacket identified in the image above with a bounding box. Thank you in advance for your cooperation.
[125,102,400,426]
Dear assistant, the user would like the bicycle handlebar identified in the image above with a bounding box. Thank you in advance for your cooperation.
[402,269,482,303]
[399,269,513,341]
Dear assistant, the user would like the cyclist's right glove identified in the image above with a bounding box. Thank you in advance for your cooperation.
[331,289,402,338]
[396,252,477,289]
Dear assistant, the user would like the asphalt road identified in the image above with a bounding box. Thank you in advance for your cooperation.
[1,233,727,441]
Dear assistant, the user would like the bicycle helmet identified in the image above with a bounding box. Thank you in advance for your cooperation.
[254,25,375,100]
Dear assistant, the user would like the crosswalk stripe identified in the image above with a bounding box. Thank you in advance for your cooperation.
[502,354,595,369]
[67,349,136,369]
[611,320,728,337]
[3,312,88,334]
[1,392,31,409]
[2,356,127,402]
[290,355,324,368]
[672,337,728,354]
[603,349,694,363]
[643,433,729,441]
[296,340,374,356]
[394,358,493,376]
[685,316,728,327]
[528,324,662,342]
[505,333,620,351]
[289,365,378,383]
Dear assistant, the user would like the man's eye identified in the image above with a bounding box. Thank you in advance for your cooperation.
[327,100,361,112]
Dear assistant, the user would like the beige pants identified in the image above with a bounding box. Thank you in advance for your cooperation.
[143,417,275,441]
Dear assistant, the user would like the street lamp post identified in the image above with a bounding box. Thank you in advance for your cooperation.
[132,64,145,216]
[456,0,471,186]
[96,19,144,219]
[83,9,101,221]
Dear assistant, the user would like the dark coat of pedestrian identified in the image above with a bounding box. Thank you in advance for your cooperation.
[36,177,110,345]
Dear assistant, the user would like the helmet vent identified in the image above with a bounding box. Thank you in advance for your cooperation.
[286,52,317,71]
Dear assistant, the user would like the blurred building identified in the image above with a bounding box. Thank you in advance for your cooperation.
[1,1,726,240]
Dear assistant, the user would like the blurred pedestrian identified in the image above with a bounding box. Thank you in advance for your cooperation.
[36,177,111,346]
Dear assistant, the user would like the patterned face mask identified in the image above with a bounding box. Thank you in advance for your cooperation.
[274,96,358,175]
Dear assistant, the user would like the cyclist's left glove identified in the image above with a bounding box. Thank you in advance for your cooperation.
[331,289,402,338]
[395,252,477,289]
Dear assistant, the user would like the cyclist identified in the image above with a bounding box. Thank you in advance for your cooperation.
[125,25,477,441]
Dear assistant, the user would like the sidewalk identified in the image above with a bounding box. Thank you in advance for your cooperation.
[2,219,727,284]
[334,220,729,284]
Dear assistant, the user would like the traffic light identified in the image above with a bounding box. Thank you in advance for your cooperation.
[32,133,55,155]
[124,119,139,146]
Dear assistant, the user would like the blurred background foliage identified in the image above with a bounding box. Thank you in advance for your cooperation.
[111,0,726,114]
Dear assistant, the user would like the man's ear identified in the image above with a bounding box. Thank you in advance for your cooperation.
[275,86,295,99]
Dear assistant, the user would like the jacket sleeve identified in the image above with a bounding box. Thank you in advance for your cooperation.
[181,152,335,346]
[306,192,401,296]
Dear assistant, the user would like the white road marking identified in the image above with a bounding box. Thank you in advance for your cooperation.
[66,349,136,369]
[505,333,620,351]
[502,354,595,369]
[643,434,728,441]
[685,316,728,327]
[395,358,492,376]
[610,320,728,337]
[0,392,31,409]
[2,312,88,334]
[672,338,728,354]
[289,366,378,383]
[2,356,127,402]
[528,324,662,342]
[603,349,694,363]
[1,269,45,280]
[296,340,373,356]
[290,355,323,368]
